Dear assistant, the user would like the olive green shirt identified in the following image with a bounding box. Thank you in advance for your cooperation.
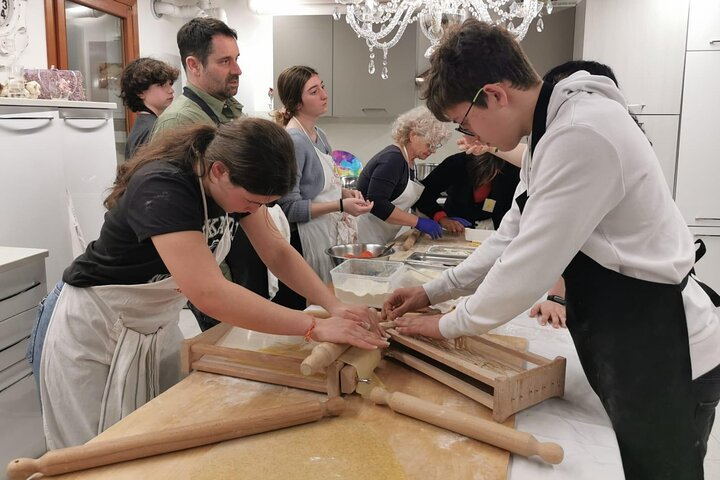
[151,83,244,137]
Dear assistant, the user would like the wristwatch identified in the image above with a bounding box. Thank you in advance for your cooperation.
[546,295,566,306]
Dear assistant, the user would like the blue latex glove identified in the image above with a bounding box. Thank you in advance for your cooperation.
[416,217,443,239]
[449,217,473,227]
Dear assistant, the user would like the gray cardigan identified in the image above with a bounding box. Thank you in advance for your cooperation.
[278,127,332,227]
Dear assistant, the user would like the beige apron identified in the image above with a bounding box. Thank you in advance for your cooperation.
[357,146,425,245]
[293,120,348,283]
[39,177,232,449]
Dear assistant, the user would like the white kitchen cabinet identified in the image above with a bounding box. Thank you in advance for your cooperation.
[675,51,720,227]
[0,110,74,286]
[332,20,417,118]
[272,16,418,118]
[0,247,48,477]
[0,99,117,286]
[273,15,334,115]
[58,108,117,244]
[687,0,720,51]
[576,0,689,115]
[634,114,679,194]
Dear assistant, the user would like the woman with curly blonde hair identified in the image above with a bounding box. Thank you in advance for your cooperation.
[356,106,451,244]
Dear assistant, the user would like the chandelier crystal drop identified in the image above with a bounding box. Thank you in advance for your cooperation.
[334,1,552,77]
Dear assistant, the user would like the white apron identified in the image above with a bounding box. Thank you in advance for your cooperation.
[357,147,425,245]
[39,177,232,449]
[293,120,348,283]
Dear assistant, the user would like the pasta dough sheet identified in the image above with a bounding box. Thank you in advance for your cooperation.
[188,417,407,480]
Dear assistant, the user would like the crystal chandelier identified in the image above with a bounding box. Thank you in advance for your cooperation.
[333,0,554,78]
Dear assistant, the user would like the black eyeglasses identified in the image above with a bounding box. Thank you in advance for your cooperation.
[455,86,486,137]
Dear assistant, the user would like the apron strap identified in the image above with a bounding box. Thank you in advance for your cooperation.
[515,81,554,214]
[183,87,221,126]
[692,239,720,306]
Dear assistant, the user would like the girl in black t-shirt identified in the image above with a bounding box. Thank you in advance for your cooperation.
[28,118,387,449]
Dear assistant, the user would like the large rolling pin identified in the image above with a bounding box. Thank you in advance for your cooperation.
[6,397,345,480]
[367,387,564,465]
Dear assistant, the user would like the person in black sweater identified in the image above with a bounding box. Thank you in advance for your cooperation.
[356,106,450,244]
[414,152,520,232]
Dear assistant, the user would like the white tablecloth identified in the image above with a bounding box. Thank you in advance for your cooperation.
[493,313,625,479]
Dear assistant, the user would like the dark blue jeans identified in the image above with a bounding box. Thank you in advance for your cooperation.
[26,281,64,388]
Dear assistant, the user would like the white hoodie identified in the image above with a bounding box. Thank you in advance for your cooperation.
[424,72,720,379]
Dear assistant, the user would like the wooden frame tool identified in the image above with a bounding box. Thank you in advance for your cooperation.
[385,331,566,422]
[181,323,355,396]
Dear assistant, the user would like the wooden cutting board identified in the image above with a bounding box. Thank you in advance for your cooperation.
[52,360,515,479]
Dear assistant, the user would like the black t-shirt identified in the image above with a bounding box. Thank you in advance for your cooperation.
[414,153,520,229]
[357,145,412,220]
[63,160,244,287]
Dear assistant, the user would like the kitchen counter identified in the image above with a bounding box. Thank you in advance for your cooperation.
[40,234,624,480]
[0,98,115,110]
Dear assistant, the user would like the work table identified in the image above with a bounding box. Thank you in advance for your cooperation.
[46,233,624,479]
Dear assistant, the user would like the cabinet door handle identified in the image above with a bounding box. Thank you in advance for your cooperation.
[627,103,646,111]
[361,108,388,113]
[710,40,720,45]
[695,217,720,221]
[0,116,53,120]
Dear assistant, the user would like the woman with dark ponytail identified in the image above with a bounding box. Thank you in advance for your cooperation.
[28,118,387,450]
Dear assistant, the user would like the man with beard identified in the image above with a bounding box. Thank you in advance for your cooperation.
[153,17,270,330]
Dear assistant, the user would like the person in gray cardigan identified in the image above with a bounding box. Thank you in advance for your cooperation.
[274,66,373,307]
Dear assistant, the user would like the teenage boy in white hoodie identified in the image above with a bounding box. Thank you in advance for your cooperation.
[383,18,720,480]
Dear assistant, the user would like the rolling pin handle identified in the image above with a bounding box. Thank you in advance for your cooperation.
[321,396,347,417]
[6,458,37,480]
[300,343,350,376]
[533,437,565,465]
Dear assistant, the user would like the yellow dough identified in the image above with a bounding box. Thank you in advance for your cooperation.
[187,417,407,480]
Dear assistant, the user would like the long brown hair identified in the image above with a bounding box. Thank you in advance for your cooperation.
[467,152,505,188]
[105,118,297,210]
[272,65,318,126]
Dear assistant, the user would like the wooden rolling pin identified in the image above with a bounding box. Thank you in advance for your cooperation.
[401,229,423,251]
[301,342,350,376]
[301,308,383,376]
[6,397,346,480]
[367,387,564,465]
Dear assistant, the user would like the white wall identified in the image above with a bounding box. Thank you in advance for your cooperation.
[14,1,48,69]
[137,0,186,64]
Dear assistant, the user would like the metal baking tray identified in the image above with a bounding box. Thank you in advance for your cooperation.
[425,245,476,258]
[405,252,466,267]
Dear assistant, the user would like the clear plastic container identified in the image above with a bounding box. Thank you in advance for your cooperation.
[330,259,405,308]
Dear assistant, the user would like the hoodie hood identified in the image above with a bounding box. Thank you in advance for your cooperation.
[546,71,627,126]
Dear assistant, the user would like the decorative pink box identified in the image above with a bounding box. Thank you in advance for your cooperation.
[23,69,87,101]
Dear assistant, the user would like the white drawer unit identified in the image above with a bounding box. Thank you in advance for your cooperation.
[0,247,49,475]
[0,248,48,380]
